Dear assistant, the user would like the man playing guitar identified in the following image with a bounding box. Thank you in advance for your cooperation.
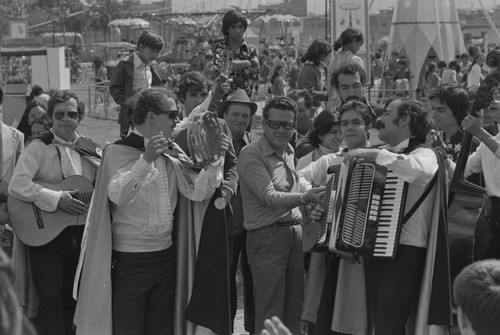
[8,90,101,335]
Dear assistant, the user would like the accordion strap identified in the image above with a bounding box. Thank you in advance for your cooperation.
[402,174,437,224]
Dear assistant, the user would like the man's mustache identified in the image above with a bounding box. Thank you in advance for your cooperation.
[345,96,361,102]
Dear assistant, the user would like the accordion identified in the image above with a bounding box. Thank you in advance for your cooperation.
[316,158,408,259]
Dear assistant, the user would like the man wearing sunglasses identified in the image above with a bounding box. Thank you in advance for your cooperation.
[74,88,229,335]
[237,96,325,334]
[9,90,101,335]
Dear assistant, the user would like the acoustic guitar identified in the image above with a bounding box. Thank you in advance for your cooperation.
[8,175,93,246]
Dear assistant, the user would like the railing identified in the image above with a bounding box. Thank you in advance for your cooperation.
[70,81,119,119]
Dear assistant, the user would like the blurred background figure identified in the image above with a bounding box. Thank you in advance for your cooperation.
[327,27,364,109]
[16,101,47,143]
[297,39,332,110]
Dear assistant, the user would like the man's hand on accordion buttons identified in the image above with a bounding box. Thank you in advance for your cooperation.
[303,187,326,205]
[212,133,231,157]
[344,148,380,162]
[309,203,324,224]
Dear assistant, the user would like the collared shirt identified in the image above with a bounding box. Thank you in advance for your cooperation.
[237,135,311,231]
[0,123,24,195]
[52,132,83,178]
[232,131,260,234]
[298,152,342,187]
[132,52,152,95]
[373,139,438,247]
[108,129,222,252]
[465,129,500,197]
[212,38,260,98]
[8,131,96,213]
[467,63,483,90]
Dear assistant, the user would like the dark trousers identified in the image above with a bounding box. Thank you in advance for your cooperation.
[228,229,255,334]
[247,225,304,334]
[112,247,175,335]
[474,196,500,260]
[29,226,84,335]
[366,245,427,335]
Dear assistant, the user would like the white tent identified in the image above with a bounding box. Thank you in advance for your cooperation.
[386,0,465,91]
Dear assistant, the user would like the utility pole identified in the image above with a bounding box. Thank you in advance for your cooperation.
[325,0,328,40]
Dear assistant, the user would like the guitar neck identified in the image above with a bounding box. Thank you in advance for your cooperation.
[451,68,500,193]
[207,75,228,113]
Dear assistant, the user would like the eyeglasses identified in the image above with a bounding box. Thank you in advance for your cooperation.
[265,120,296,130]
[53,111,79,120]
[155,110,179,120]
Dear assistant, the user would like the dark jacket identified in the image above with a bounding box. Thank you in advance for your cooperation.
[109,54,164,124]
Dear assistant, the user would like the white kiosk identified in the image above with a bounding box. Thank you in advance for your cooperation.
[1,42,70,126]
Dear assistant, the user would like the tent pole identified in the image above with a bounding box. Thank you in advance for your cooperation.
[434,0,444,60]
[381,4,398,100]
[479,0,500,44]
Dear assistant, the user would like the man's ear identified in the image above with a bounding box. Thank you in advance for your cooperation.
[457,307,475,335]
[399,115,410,127]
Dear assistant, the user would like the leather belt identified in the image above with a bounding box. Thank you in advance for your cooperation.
[273,218,302,228]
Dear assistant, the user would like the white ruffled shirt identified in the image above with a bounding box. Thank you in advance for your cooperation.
[107,129,223,252]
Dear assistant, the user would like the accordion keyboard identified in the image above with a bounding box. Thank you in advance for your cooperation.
[373,170,406,258]
[317,166,339,246]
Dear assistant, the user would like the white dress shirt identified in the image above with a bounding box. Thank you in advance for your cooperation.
[132,52,152,95]
[374,139,438,247]
[465,130,500,197]
[108,130,223,252]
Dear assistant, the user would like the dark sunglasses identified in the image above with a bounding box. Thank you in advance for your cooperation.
[265,120,296,130]
[53,111,79,120]
[154,110,180,120]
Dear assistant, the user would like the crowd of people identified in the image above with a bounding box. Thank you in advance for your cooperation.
[1,8,500,335]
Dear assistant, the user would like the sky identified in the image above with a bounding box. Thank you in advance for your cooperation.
[167,0,500,14]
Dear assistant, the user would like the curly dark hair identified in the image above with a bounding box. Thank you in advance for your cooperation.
[300,39,332,66]
[287,89,314,109]
[47,90,84,121]
[222,10,248,37]
[133,88,177,125]
[309,110,340,148]
[263,96,298,120]
[427,84,469,124]
[175,71,211,103]
[330,61,367,90]
[137,31,163,52]
[333,27,364,51]
[384,99,431,143]
[338,100,373,128]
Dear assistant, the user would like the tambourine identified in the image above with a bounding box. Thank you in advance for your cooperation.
[187,110,223,168]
